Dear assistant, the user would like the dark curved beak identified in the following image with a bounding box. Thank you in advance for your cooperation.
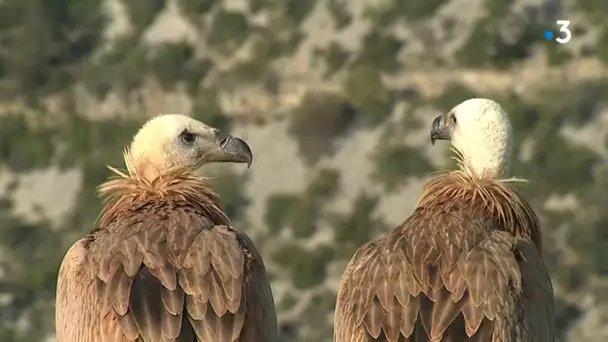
[430,114,451,145]
[206,132,253,168]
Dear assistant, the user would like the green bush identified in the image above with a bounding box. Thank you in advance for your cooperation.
[353,29,403,73]
[372,143,433,191]
[286,198,319,238]
[59,117,140,228]
[327,0,352,29]
[598,28,608,65]
[272,243,334,289]
[284,0,316,26]
[553,297,582,341]
[314,42,350,78]
[207,170,249,222]
[191,87,232,132]
[431,82,478,111]
[543,41,572,66]
[264,169,339,237]
[455,14,542,69]
[578,0,608,24]
[364,0,447,27]
[342,66,393,127]
[263,192,320,238]
[305,168,340,201]
[288,91,358,165]
[0,115,55,171]
[562,81,608,126]
[591,217,608,276]
[277,292,298,311]
[331,192,388,255]
[264,194,318,238]
[265,193,300,233]
[82,35,148,98]
[249,0,270,13]
[0,0,105,100]
[123,0,166,33]
[207,10,251,53]
[177,0,218,16]
[148,42,212,94]
[298,289,337,342]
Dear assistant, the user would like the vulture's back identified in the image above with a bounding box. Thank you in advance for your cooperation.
[334,175,554,342]
[55,197,277,342]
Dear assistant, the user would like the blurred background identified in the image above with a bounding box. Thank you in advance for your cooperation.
[0,0,607,341]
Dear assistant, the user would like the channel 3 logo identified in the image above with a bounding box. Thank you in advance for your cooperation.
[544,20,571,44]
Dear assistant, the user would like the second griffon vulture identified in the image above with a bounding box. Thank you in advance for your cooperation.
[334,98,554,341]
[55,114,277,341]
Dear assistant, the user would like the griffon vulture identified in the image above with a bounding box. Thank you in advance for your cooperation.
[334,98,554,341]
[55,114,278,342]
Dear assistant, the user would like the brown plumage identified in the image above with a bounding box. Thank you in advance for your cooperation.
[55,114,277,341]
[334,98,554,341]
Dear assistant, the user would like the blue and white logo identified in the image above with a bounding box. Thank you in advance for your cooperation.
[544,20,571,44]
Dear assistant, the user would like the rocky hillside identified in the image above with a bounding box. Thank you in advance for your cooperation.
[1,0,608,341]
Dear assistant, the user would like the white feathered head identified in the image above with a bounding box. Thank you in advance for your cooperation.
[430,98,513,179]
[128,114,252,180]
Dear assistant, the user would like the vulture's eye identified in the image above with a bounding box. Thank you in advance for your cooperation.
[451,115,457,125]
[180,130,197,144]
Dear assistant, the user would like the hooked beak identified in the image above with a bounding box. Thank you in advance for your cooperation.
[430,114,452,145]
[205,132,253,168]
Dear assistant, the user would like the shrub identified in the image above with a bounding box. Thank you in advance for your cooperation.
[342,66,393,127]
[372,143,433,191]
[431,82,478,111]
[578,0,608,24]
[123,0,166,33]
[331,192,388,255]
[207,10,251,53]
[598,28,608,65]
[177,0,218,16]
[288,91,358,165]
[0,115,55,171]
[455,12,541,69]
[191,87,232,132]
[271,243,334,289]
[553,298,582,341]
[277,292,298,311]
[353,29,403,73]
[364,0,447,28]
[264,169,340,236]
[207,170,249,222]
[265,193,300,233]
[0,0,105,100]
[264,193,318,238]
[249,0,270,13]
[305,168,340,201]
[148,42,212,94]
[327,0,352,30]
[286,198,319,238]
[82,35,148,98]
[284,0,316,26]
[314,42,349,78]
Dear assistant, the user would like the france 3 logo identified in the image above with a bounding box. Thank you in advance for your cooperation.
[544,20,571,44]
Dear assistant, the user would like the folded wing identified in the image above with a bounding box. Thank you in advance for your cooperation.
[334,209,550,342]
[86,205,276,341]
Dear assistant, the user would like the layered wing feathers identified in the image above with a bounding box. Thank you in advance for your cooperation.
[85,201,270,341]
[335,201,552,342]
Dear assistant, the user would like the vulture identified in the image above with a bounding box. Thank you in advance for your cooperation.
[334,98,554,341]
[55,114,278,342]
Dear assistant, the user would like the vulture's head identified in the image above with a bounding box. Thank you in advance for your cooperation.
[430,98,513,178]
[129,114,252,180]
